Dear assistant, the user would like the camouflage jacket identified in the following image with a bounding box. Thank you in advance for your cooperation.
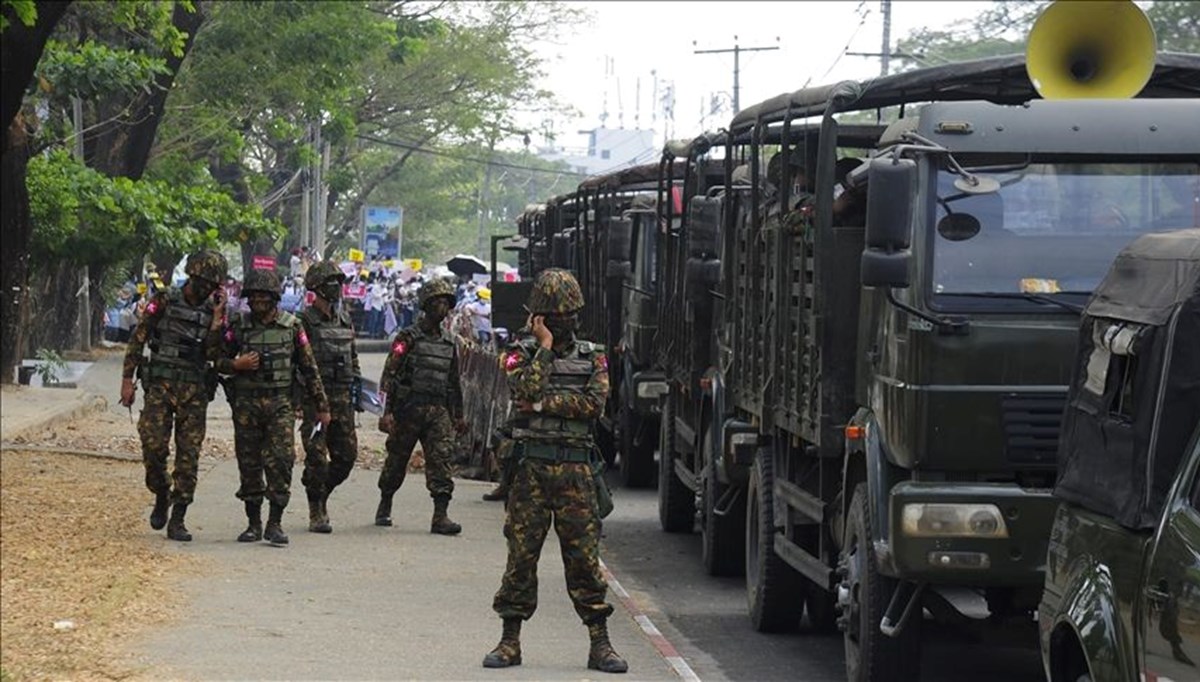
[503,336,609,422]
[215,311,330,414]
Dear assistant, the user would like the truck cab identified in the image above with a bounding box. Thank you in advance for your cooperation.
[1039,230,1200,682]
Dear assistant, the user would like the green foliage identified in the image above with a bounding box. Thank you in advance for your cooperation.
[33,348,67,384]
[27,150,283,265]
[1,0,37,31]
[37,39,170,99]
[1147,1,1200,53]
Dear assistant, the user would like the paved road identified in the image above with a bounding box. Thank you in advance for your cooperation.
[601,484,1046,682]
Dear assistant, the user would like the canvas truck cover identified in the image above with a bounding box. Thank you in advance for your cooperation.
[1054,229,1200,530]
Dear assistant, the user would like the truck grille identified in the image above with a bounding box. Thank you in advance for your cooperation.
[1001,393,1065,467]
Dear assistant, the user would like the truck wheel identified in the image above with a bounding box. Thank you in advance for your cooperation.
[702,423,745,576]
[619,407,657,489]
[840,483,920,682]
[745,449,803,632]
[658,392,694,533]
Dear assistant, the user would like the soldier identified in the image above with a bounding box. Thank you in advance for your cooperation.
[375,277,465,535]
[483,268,627,674]
[120,250,228,542]
[298,260,362,534]
[216,268,330,546]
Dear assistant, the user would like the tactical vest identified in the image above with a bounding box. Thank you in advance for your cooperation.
[394,331,455,404]
[146,288,214,383]
[303,308,355,386]
[511,341,602,445]
[232,312,296,395]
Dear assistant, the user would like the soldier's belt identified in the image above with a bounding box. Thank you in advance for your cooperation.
[145,364,206,384]
[520,443,591,463]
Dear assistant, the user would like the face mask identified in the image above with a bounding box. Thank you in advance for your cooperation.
[191,278,217,301]
[317,281,342,303]
[248,294,275,317]
[544,314,577,339]
[424,298,451,323]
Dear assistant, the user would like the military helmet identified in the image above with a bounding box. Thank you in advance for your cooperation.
[527,268,584,314]
[304,259,346,290]
[418,278,457,308]
[185,249,228,284]
[242,268,282,299]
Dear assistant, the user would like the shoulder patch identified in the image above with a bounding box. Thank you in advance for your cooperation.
[297,328,309,346]
[503,349,523,371]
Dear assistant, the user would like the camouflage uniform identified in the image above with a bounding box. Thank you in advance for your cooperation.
[376,278,463,534]
[123,250,227,541]
[484,269,627,674]
[298,260,360,533]
[217,268,329,546]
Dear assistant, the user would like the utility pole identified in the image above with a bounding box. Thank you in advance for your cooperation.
[880,0,892,77]
[693,35,779,114]
[72,96,90,352]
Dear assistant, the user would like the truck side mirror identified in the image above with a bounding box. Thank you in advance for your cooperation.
[862,158,915,288]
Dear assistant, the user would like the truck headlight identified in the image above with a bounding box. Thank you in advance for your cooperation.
[901,503,1009,538]
[636,381,668,399]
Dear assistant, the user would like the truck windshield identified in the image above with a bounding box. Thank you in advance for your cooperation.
[931,161,1198,296]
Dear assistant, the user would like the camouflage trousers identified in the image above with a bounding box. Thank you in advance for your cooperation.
[379,403,456,499]
[137,379,208,505]
[232,395,295,508]
[492,457,613,625]
[300,389,358,498]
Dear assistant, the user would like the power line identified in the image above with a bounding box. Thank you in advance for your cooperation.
[355,134,587,177]
[693,36,780,113]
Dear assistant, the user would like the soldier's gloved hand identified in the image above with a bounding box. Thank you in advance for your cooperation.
[119,378,136,407]
[232,351,260,371]
[317,411,332,429]
[378,413,395,434]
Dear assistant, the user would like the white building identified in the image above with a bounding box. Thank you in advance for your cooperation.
[537,127,658,178]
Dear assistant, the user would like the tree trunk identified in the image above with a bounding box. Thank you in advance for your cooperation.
[0,115,34,382]
[1,1,72,136]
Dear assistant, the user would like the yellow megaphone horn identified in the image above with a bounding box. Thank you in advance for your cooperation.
[1026,0,1157,99]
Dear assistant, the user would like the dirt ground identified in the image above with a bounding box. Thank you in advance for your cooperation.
[0,450,197,681]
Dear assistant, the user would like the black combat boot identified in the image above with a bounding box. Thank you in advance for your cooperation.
[237,500,263,542]
[587,621,629,674]
[264,501,288,545]
[482,618,522,668]
[375,493,394,527]
[307,490,331,534]
[481,481,508,502]
[166,503,192,542]
[430,495,462,535]
[149,491,170,530]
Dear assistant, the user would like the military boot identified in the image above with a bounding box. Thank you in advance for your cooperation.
[149,491,170,530]
[430,495,462,535]
[237,500,263,543]
[308,490,331,534]
[587,621,629,674]
[481,618,522,668]
[481,481,508,502]
[375,493,394,527]
[166,503,192,541]
[264,502,289,546]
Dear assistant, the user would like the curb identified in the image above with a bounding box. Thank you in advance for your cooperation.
[1,391,109,444]
[600,559,702,681]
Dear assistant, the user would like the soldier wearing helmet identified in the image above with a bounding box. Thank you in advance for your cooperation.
[120,249,229,542]
[375,276,465,535]
[297,260,360,534]
[483,268,628,674]
[216,266,331,546]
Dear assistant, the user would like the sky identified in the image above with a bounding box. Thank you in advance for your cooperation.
[524,1,1000,154]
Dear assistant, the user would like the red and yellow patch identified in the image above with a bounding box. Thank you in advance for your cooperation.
[392,340,408,356]
[297,329,309,346]
[503,351,521,371]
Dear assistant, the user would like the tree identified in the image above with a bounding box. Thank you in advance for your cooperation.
[1,0,72,384]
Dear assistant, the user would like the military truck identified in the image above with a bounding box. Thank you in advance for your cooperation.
[652,6,1200,680]
[1039,229,1200,682]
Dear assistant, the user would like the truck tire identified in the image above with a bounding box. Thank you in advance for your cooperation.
[841,483,921,682]
[702,423,745,576]
[745,449,803,632]
[619,407,657,489]
[658,392,694,533]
